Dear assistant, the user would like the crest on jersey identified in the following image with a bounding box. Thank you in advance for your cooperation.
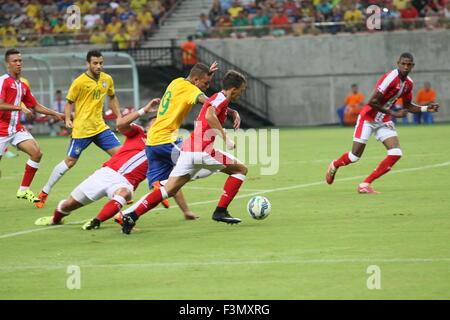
[102,81,106,88]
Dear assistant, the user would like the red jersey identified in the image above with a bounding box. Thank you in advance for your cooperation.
[102,124,148,190]
[359,69,413,122]
[182,91,229,153]
[0,74,38,137]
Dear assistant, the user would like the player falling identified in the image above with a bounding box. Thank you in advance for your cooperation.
[0,48,65,202]
[326,53,440,193]
[34,99,160,229]
[120,70,248,234]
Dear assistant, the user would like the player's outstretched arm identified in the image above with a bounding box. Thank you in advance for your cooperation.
[34,104,65,122]
[205,106,235,150]
[64,101,74,128]
[403,100,440,113]
[117,98,160,134]
[0,99,21,112]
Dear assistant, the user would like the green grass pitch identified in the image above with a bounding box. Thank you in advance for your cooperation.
[0,124,449,299]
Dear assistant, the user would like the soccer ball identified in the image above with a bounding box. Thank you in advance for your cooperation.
[247,196,271,220]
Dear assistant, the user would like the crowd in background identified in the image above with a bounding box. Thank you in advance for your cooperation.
[0,0,175,48]
[197,0,450,38]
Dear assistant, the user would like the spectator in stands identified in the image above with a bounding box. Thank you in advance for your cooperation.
[106,16,123,36]
[251,7,270,36]
[90,24,109,45]
[445,1,450,18]
[423,4,440,29]
[344,2,363,32]
[2,0,21,17]
[240,0,257,13]
[26,0,42,19]
[113,24,131,50]
[131,0,149,11]
[232,10,250,37]
[119,5,136,22]
[75,0,92,14]
[137,3,155,39]
[337,84,364,126]
[196,13,213,38]
[316,0,334,19]
[414,81,436,124]
[97,1,111,13]
[228,1,245,18]
[216,11,234,37]
[84,7,102,29]
[148,0,166,25]
[53,17,70,44]
[57,0,75,12]
[400,1,419,29]
[39,19,56,46]
[381,3,401,31]
[126,15,142,48]
[221,0,235,12]
[270,8,290,35]
[283,0,300,22]
[103,6,117,26]
[1,30,18,49]
[394,0,410,10]
[328,5,344,34]
[180,35,198,75]
[210,0,225,26]
[50,90,69,136]
[10,8,28,27]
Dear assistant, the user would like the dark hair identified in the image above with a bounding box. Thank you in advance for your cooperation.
[5,48,20,62]
[399,52,414,61]
[86,50,103,62]
[56,89,62,94]
[188,63,211,78]
[351,83,358,87]
[187,35,194,41]
[222,70,246,90]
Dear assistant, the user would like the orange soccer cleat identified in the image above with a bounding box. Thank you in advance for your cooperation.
[35,191,49,208]
[114,212,139,230]
[325,161,338,185]
[152,181,170,208]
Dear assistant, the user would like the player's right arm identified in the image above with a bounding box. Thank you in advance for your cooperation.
[64,100,74,128]
[0,98,34,119]
[367,90,407,118]
[205,105,235,150]
[117,98,160,134]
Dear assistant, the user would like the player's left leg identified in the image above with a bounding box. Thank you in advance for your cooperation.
[35,196,84,226]
[359,124,402,194]
[15,136,42,203]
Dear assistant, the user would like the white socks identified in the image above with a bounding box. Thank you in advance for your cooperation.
[42,160,70,194]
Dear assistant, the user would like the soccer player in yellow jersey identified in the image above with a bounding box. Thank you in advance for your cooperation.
[37,50,122,208]
[120,62,242,221]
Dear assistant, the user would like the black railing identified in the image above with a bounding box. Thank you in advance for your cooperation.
[196,45,271,121]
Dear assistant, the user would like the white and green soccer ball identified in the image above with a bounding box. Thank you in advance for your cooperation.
[247,196,271,220]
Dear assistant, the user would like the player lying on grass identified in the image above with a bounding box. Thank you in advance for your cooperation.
[120,70,248,234]
[326,52,440,193]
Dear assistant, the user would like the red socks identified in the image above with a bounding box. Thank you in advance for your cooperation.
[333,152,360,168]
[52,209,67,224]
[135,189,165,217]
[217,175,245,209]
[96,199,124,222]
[20,159,40,189]
[363,155,401,184]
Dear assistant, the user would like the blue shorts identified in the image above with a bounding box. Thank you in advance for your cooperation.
[67,129,121,159]
[146,138,183,188]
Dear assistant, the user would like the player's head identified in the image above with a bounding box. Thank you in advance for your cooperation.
[397,52,414,77]
[222,70,246,103]
[188,63,212,92]
[4,48,22,76]
[351,83,358,93]
[86,50,104,78]
[424,81,431,90]
[145,115,157,133]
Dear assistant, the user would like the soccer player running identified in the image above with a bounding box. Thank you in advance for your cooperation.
[0,49,65,202]
[34,98,160,229]
[121,70,247,234]
[326,53,440,193]
[119,61,242,221]
[37,50,123,208]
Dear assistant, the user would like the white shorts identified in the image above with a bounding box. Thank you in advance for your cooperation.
[353,116,398,144]
[0,130,34,156]
[71,167,134,205]
[170,149,238,178]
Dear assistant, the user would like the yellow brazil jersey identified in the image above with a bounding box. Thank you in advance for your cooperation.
[147,78,203,146]
[66,72,115,139]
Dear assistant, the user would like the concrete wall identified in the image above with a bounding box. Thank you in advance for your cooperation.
[199,30,450,125]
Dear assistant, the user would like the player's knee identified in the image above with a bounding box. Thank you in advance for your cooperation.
[65,158,77,168]
[31,150,43,162]
[239,164,248,176]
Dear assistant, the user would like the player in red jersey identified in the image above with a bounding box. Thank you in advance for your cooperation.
[326,53,440,193]
[120,70,248,234]
[34,98,161,229]
[0,49,65,202]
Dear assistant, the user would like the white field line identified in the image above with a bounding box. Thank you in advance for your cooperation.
[0,258,449,271]
[183,186,265,192]
[0,160,449,240]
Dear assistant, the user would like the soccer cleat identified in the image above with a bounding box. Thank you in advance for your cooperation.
[17,189,40,203]
[82,218,101,230]
[35,191,49,208]
[152,181,170,208]
[357,185,380,194]
[34,216,60,226]
[5,150,18,158]
[326,161,338,185]
[121,214,137,235]
[114,212,139,231]
[212,209,241,224]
